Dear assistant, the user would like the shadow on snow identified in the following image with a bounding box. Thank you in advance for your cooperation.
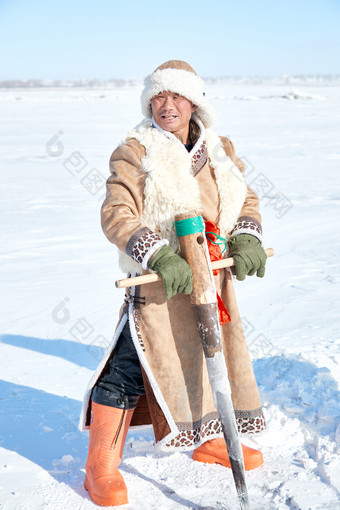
[0,379,87,485]
[254,355,340,440]
[0,333,103,370]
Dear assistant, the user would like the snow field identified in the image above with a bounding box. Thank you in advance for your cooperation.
[0,82,339,509]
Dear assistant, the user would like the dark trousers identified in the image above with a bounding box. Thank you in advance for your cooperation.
[91,321,145,410]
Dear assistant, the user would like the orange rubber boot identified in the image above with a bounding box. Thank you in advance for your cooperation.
[193,438,263,471]
[84,402,134,506]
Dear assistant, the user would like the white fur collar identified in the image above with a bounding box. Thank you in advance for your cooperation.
[118,120,247,274]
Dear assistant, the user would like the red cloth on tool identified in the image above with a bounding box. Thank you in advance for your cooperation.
[205,221,231,325]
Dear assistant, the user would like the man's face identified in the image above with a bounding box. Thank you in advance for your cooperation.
[151,91,197,142]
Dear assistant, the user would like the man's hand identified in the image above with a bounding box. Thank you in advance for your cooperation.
[228,234,267,281]
[148,245,193,300]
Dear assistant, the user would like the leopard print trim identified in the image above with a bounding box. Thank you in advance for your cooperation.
[230,215,263,243]
[125,227,164,267]
[165,413,223,448]
[132,285,145,352]
[163,408,266,449]
[192,140,207,176]
[235,408,266,434]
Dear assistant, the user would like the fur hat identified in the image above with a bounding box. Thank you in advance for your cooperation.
[141,60,216,128]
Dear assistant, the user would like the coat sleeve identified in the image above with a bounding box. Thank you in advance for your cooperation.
[220,136,263,243]
[101,138,168,268]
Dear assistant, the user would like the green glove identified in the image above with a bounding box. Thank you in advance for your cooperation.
[148,245,193,300]
[228,234,267,281]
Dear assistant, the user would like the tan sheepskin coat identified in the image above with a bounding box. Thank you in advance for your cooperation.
[79,119,266,450]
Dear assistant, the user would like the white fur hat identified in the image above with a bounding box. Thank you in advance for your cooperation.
[141,60,216,128]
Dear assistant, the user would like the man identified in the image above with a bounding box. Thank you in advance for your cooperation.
[80,60,267,506]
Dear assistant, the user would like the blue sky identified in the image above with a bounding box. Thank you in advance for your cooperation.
[0,0,339,79]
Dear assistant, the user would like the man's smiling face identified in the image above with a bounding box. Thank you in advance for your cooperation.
[151,91,197,143]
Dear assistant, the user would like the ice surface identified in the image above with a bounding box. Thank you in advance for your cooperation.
[0,81,339,509]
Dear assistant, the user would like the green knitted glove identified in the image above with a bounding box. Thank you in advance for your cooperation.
[228,234,267,281]
[148,245,193,300]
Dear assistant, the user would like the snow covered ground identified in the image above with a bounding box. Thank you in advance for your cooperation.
[0,81,339,510]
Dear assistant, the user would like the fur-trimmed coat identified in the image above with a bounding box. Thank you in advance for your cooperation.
[79,118,266,449]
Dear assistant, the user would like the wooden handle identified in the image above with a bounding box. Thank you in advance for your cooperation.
[115,247,274,289]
